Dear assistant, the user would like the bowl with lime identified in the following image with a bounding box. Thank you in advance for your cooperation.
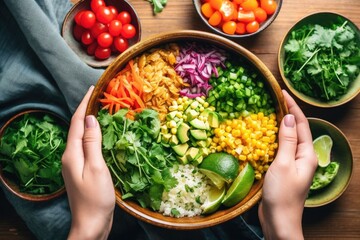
[306,118,353,207]
[87,30,287,229]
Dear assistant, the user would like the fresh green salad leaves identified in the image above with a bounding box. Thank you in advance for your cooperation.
[98,109,177,211]
[0,113,67,194]
[146,0,167,14]
[284,20,360,101]
[310,161,340,191]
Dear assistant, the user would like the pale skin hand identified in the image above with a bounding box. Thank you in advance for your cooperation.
[62,86,115,240]
[258,90,318,240]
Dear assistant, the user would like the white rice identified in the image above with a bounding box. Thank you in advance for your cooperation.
[159,164,210,218]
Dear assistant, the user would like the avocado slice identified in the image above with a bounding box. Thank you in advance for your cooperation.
[190,129,207,140]
[172,143,189,157]
[208,112,220,128]
[177,123,190,143]
[186,147,200,161]
[189,118,209,130]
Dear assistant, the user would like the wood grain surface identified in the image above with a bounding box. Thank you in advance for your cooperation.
[1,0,359,239]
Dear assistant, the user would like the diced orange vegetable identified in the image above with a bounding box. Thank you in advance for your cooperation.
[219,0,235,22]
[237,9,255,22]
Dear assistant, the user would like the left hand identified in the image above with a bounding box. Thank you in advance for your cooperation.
[62,86,115,240]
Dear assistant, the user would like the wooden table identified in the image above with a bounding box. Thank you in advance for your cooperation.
[1,0,359,239]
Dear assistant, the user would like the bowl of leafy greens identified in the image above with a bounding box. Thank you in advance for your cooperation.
[305,117,353,207]
[0,110,68,201]
[278,12,360,107]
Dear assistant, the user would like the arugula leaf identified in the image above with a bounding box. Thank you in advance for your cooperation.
[145,0,167,14]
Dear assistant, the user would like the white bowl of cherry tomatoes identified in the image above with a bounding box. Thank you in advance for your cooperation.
[193,0,282,38]
[62,0,141,68]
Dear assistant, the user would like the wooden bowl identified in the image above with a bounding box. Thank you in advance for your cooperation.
[86,30,287,229]
[193,0,283,38]
[0,110,68,201]
[61,0,141,68]
[278,12,360,107]
[305,118,353,207]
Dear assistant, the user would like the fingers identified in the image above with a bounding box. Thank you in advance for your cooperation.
[62,86,95,176]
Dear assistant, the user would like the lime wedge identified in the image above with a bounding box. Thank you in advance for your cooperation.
[202,186,226,214]
[199,169,226,189]
[222,162,255,207]
[313,135,333,167]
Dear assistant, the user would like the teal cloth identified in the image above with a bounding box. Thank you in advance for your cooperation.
[0,1,263,239]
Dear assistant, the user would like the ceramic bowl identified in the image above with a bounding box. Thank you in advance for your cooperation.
[86,30,288,229]
[278,12,360,107]
[193,0,283,38]
[61,0,141,68]
[0,110,68,201]
[305,117,353,207]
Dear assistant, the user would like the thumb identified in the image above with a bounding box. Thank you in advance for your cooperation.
[83,115,104,166]
[275,114,298,166]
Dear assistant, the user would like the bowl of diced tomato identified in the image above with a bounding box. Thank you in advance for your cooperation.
[193,0,282,38]
[62,0,141,68]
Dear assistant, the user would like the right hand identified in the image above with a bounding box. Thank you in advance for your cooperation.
[258,90,318,240]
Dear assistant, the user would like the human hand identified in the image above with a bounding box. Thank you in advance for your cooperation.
[62,86,115,240]
[258,90,318,240]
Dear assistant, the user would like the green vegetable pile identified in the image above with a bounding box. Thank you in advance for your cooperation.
[145,0,167,14]
[283,20,360,101]
[0,113,67,194]
[98,108,177,211]
[310,162,340,191]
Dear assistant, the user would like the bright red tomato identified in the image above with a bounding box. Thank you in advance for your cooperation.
[113,36,129,53]
[81,31,94,45]
[117,11,132,25]
[80,10,96,29]
[108,6,118,17]
[95,46,111,59]
[95,6,114,24]
[87,42,98,56]
[97,32,113,48]
[90,0,105,12]
[108,20,122,37]
[120,24,136,39]
[73,24,85,41]
[90,22,108,38]
[74,11,85,25]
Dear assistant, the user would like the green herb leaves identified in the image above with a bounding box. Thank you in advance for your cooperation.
[284,20,360,101]
[146,0,167,14]
[0,113,67,194]
[98,109,177,211]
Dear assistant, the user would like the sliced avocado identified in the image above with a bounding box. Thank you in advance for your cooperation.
[192,155,203,165]
[186,109,199,121]
[169,135,179,146]
[189,118,209,130]
[186,147,200,161]
[197,140,207,148]
[208,112,220,128]
[166,111,177,120]
[161,133,172,144]
[190,129,208,140]
[200,109,211,118]
[177,155,188,164]
[172,143,189,157]
[177,123,190,143]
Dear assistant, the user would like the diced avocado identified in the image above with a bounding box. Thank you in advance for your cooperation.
[200,147,210,156]
[192,155,203,165]
[189,118,208,130]
[190,129,207,140]
[161,133,172,144]
[172,143,189,157]
[177,155,188,164]
[208,112,220,128]
[186,109,199,121]
[177,123,190,143]
[200,109,211,118]
[206,137,213,147]
[169,135,179,146]
[197,140,207,148]
[186,147,200,161]
[167,111,177,120]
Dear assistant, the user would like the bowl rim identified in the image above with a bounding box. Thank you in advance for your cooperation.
[86,29,288,229]
[304,117,353,207]
[277,11,360,108]
[192,0,283,38]
[0,109,67,201]
[61,0,142,68]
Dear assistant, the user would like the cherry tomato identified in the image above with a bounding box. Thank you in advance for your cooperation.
[113,36,129,53]
[108,20,122,37]
[222,21,237,34]
[81,31,95,45]
[108,6,118,17]
[87,42,98,56]
[219,0,235,22]
[208,11,222,26]
[73,24,85,41]
[201,3,214,18]
[253,7,267,23]
[90,22,108,38]
[233,0,244,4]
[235,22,246,34]
[260,0,277,15]
[74,11,85,25]
[117,11,132,25]
[120,24,136,39]
[80,10,96,29]
[95,46,111,59]
[90,0,105,12]
[246,20,260,33]
[97,32,113,48]
[241,0,258,11]
[209,0,223,10]
[237,9,255,22]
[96,6,114,24]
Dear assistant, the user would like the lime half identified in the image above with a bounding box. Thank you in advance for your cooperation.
[313,135,333,167]
[202,186,226,214]
[222,162,255,207]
